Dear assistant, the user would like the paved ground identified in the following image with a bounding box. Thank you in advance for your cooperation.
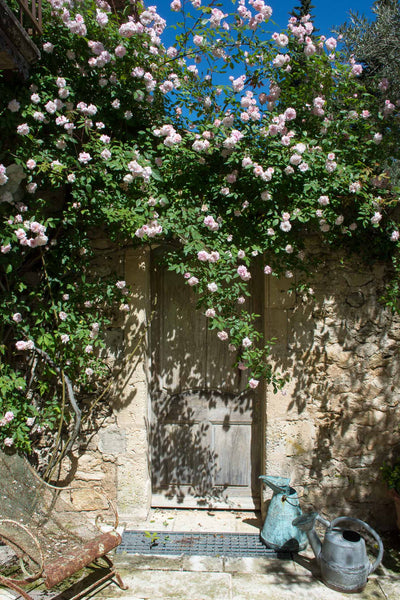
[100,509,400,600]
[1,509,398,600]
[109,551,399,600]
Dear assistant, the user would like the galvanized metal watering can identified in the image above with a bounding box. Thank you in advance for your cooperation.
[293,512,384,593]
[259,475,308,551]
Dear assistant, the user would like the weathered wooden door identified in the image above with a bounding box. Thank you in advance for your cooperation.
[150,249,262,509]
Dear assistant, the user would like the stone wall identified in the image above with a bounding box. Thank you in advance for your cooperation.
[72,244,400,530]
[265,250,400,529]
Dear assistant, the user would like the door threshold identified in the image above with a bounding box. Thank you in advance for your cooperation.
[122,508,263,534]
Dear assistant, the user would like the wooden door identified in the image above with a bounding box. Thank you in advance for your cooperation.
[149,250,262,509]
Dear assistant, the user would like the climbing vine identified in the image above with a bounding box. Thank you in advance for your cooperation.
[0,0,399,453]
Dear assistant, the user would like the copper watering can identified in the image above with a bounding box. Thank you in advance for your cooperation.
[259,475,308,551]
[293,512,384,593]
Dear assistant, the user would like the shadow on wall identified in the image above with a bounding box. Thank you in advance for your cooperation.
[268,249,400,530]
[147,247,263,507]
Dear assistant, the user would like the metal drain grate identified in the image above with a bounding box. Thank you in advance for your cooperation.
[118,531,291,558]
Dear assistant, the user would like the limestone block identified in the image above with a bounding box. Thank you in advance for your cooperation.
[101,327,124,363]
[70,487,109,511]
[325,344,353,367]
[283,421,316,457]
[266,386,295,419]
[99,426,127,455]
[345,290,365,307]
[342,271,374,287]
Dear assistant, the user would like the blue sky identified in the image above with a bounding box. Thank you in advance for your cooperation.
[156,0,375,38]
[155,0,376,113]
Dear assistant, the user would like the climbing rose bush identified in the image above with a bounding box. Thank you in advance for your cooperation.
[0,0,399,451]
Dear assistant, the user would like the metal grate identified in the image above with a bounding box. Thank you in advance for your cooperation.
[118,531,291,558]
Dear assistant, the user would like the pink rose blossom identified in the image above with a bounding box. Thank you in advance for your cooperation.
[96,9,108,27]
[207,282,218,292]
[284,107,296,121]
[217,331,228,341]
[249,378,259,389]
[205,308,216,318]
[15,340,34,351]
[203,215,219,231]
[371,212,382,224]
[352,64,363,76]
[4,411,14,423]
[264,265,272,275]
[12,313,22,322]
[280,221,292,232]
[78,152,92,164]
[32,111,45,123]
[17,123,30,135]
[237,265,251,281]
[43,42,54,53]
[8,99,20,112]
[325,37,337,52]
[242,337,252,348]
[325,160,337,173]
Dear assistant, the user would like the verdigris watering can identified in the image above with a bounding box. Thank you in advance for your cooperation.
[259,475,308,551]
[293,512,384,593]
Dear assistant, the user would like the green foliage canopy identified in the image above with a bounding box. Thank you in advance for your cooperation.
[0,0,399,452]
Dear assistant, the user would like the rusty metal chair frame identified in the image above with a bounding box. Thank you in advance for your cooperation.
[0,449,127,600]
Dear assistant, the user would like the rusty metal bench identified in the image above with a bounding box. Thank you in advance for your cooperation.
[0,449,127,600]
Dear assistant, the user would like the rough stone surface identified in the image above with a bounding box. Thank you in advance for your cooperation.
[99,427,127,455]
[93,553,399,600]
[75,245,400,530]
[265,251,400,529]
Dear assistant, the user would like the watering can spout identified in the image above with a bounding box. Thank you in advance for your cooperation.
[259,475,291,495]
[292,512,325,559]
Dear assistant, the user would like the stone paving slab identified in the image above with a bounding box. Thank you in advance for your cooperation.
[104,554,399,600]
[377,577,400,600]
[100,570,393,600]
[108,571,232,600]
[230,573,386,600]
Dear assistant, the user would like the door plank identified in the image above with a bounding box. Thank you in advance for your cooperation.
[150,249,262,509]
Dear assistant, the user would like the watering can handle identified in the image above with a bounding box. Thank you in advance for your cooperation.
[331,517,384,574]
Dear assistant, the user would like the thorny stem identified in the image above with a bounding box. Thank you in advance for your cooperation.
[43,370,66,481]
[33,347,81,465]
